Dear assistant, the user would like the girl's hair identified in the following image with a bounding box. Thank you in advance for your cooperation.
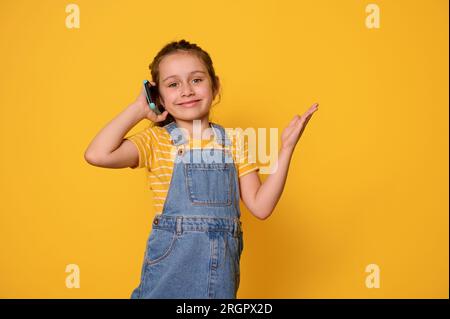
[148,39,222,127]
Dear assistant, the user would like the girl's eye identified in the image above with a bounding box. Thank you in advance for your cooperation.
[168,78,203,88]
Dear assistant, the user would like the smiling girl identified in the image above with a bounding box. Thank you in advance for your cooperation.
[84,39,318,299]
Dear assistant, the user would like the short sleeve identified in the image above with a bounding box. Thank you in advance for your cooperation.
[232,130,260,178]
[124,128,153,169]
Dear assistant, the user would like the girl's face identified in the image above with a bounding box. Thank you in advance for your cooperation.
[157,52,218,122]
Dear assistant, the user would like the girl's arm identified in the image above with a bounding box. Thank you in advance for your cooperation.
[84,82,168,168]
[239,103,319,220]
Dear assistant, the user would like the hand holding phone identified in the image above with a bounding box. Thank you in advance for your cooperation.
[143,80,162,115]
[135,80,168,123]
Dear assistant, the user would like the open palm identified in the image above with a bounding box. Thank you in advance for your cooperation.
[281,103,319,151]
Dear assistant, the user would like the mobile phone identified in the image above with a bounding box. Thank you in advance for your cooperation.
[143,80,162,115]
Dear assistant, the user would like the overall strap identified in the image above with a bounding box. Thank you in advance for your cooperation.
[163,121,188,146]
[210,123,232,147]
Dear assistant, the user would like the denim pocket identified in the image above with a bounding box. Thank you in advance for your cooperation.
[145,229,178,266]
[185,163,232,206]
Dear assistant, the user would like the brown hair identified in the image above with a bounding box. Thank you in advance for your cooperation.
[148,39,221,127]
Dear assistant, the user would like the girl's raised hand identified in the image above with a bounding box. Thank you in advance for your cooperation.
[134,81,169,123]
[281,103,319,152]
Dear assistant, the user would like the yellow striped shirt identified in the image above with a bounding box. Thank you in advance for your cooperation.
[125,123,259,214]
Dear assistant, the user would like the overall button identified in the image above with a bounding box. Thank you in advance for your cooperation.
[153,218,159,225]
[178,148,184,156]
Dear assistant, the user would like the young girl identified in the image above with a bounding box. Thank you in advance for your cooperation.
[84,39,318,299]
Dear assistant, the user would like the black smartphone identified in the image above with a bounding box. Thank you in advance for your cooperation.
[143,80,162,115]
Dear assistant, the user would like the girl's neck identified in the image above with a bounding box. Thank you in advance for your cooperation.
[174,117,213,140]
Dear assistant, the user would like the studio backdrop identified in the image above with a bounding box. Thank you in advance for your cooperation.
[0,0,448,298]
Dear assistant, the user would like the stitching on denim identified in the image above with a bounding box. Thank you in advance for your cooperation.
[146,231,178,266]
[184,163,232,206]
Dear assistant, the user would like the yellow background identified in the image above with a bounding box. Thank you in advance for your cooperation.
[0,0,448,298]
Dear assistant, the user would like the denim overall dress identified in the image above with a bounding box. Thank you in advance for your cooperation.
[130,121,244,299]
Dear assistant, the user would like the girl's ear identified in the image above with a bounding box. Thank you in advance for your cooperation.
[213,76,220,97]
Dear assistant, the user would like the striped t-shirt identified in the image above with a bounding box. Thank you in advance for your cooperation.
[125,122,259,214]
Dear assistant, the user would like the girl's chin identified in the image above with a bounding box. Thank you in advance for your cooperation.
[172,111,210,122]
[172,107,209,114]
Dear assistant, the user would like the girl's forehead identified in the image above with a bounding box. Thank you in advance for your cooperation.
[160,52,206,75]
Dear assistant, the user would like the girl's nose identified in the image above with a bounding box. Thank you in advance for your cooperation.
[180,83,195,96]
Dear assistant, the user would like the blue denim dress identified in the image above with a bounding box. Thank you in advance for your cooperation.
[130,121,244,299]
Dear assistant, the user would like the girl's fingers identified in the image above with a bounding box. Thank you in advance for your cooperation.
[303,103,319,118]
[299,103,318,124]
[285,116,301,136]
[288,103,318,128]
[283,103,318,147]
[159,111,168,120]
[288,115,301,127]
[305,103,319,117]
[146,110,157,121]
[154,111,168,122]
[294,111,314,135]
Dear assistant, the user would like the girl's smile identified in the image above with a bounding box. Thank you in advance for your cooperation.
[177,99,202,107]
